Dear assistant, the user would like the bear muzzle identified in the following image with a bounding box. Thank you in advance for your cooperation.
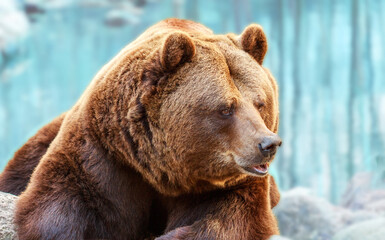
[258,134,282,158]
[238,134,282,176]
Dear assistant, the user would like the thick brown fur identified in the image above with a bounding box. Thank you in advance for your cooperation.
[158,176,279,240]
[1,18,282,239]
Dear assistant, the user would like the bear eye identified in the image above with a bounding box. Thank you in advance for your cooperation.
[220,105,234,117]
[255,102,265,111]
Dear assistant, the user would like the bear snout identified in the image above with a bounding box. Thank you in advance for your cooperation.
[258,134,282,158]
[235,134,281,176]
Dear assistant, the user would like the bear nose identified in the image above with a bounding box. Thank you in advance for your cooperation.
[258,135,282,157]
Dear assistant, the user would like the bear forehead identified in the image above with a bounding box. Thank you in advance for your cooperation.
[190,37,272,100]
[164,38,274,116]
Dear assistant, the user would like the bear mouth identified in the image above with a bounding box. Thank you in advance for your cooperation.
[243,163,270,176]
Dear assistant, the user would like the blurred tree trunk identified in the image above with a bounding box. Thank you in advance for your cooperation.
[290,0,302,187]
[275,0,286,188]
[186,0,199,21]
[367,0,383,170]
[0,51,10,158]
[173,0,184,18]
[233,0,241,33]
[348,0,359,179]
[322,0,337,202]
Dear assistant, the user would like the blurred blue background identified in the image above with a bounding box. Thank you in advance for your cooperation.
[1,0,385,207]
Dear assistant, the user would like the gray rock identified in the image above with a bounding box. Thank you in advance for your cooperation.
[337,209,378,227]
[340,172,385,214]
[0,192,18,240]
[273,187,382,240]
[364,198,385,214]
[332,218,385,240]
[274,188,342,240]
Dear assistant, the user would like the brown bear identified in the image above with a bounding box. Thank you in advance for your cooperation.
[0,18,282,239]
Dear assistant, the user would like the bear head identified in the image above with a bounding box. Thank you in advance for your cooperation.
[76,19,281,196]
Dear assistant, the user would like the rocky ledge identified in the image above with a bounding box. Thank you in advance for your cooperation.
[275,173,385,240]
[0,192,17,240]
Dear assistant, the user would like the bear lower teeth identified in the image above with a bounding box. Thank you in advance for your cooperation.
[254,164,268,173]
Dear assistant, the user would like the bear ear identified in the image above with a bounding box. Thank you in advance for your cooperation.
[239,24,268,65]
[160,32,196,72]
